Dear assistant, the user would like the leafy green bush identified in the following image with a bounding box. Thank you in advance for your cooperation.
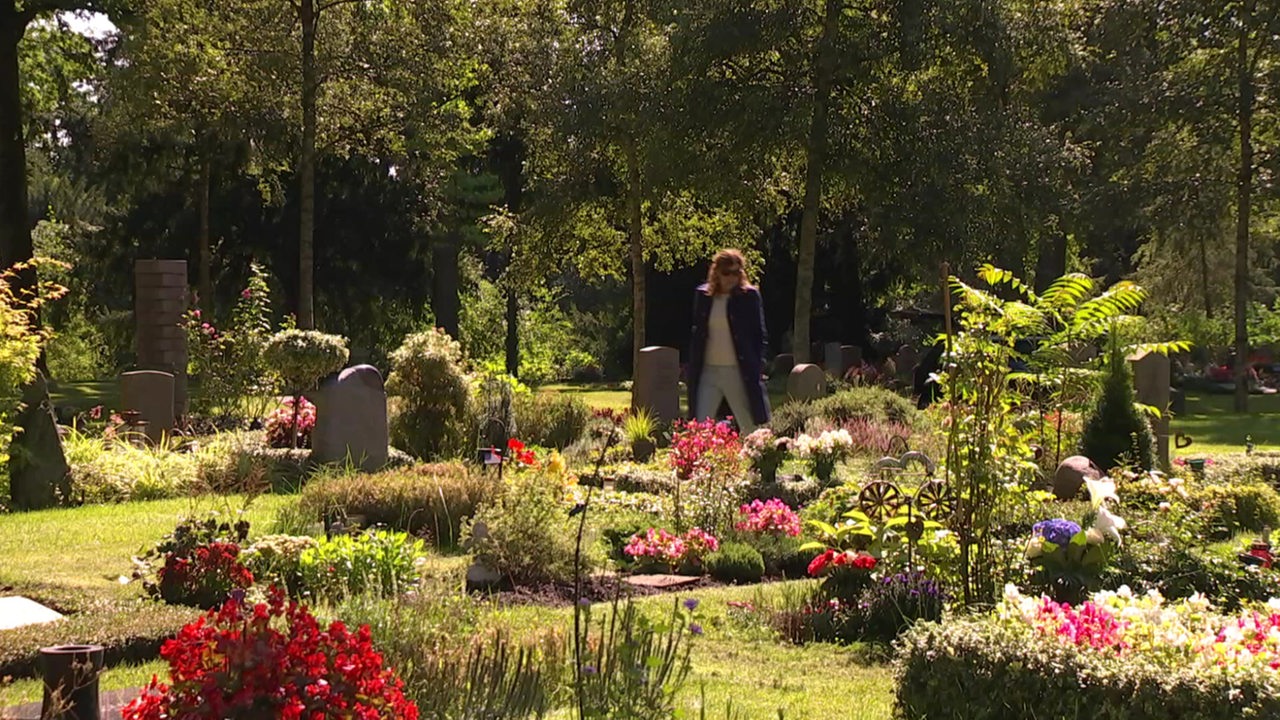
[240,534,317,594]
[813,387,917,427]
[895,617,1280,720]
[0,262,51,477]
[1104,539,1273,611]
[512,392,590,449]
[264,329,350,392]
[298,530,426,600]
[1194,481,1280,539]
[1204,453,1280,489]
[1080,339,1157,471]
[769,387,917,438]
[67,435,202,502]
[297,463,494,547]
[386,329,475,460]
[464,471,598,587]
[46,310,108,382]
[0,601,194,680]
[705,542,765,584]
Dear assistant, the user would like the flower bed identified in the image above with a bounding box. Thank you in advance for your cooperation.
[895,585,1280,719]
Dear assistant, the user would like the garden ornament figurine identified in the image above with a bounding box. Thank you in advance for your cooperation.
[687,248,771,434]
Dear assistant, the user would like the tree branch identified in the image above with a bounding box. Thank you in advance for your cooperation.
[317,0,363,12]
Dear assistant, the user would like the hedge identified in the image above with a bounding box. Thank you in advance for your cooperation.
[895,618,1280,720]
[297,462,496,546]
[0,600,194,679]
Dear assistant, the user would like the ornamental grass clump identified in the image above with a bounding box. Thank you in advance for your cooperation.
[122,588,419,719]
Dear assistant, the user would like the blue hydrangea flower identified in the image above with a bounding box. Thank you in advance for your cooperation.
[1033,518,1082,546]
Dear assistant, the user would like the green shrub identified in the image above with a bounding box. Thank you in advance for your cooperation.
[46,310,108,382]
[264,329,350,393]
[464,471,599,587]
[298,530,426,600]
[1080,339,1157,471]
[801,481,863,526]
[813,387,917,427]
[512,392,590,449]
[68,438,201,502]
[386,329,475,460]
[1193,481,1280,539]
[240,534,317,594]
[1104,539,1274,611]
[0,600,194,680]
[768,400,816,437]
[1204,453,1280,489]
[895,618,1280,720]
[595,509,661,563]
[297,463,494,547]
[705,542,765,584]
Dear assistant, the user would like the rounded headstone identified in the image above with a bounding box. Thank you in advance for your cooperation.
[1054,455,1101,500]
[787,363,826,402]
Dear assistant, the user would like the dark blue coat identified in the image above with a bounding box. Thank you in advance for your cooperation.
[687,284,771,426]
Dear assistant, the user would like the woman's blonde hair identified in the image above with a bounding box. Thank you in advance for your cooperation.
[705,248,752,295]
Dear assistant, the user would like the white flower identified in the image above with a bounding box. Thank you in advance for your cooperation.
[1092,505,1128,544]
[1025,536,1045,559]
[1085,477,1119,507]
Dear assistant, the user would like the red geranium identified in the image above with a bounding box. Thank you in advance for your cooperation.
[122,588,418,720]
[807,549,877,577]
[507,438,537,466]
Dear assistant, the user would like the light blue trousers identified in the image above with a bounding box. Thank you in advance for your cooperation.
[695,364,757,433]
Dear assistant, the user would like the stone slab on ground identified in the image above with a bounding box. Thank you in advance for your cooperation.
[0,687,138,720]
[0,596,64,631]
[624,574,701,590]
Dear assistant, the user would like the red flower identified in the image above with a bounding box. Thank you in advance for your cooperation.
[808,549,836,576]
[508,438,526,452]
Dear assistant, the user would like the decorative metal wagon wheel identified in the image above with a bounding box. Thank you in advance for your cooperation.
[858,480,905,522]
[913,478,956,521]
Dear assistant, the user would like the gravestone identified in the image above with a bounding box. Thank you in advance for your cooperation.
[824,342,843,377]
[135,260,189,417]
[633,346,680,425]
[9,373,71,510]
[120,370,175,444]
[787,363,825,402]
[1054,455,1101,500]
[773,353,795,375]
[895,345,918,381]
[1129,350,1171,467]
[0,596,63,631]
[841,345,862,373]
[312,364,389,471]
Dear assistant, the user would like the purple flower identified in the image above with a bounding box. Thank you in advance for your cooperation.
[582,664,597,675]
[1032,518,1082,546]
[578,597,591,608]
[689,623,703,636]
[683,598,699,611]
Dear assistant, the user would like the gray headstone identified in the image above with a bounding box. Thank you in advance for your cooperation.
[1054,455,1100,500]
[633,346,680,425]
[1129,350,1171,468]
[895,345,918,380]
[824,342,843,377]
[841,345,862,373]
[9,373,70,510]
[0,596,64,630]
[787,363,826,402]
[773,353,795,375]
[311,364,389,471]
[120,370,175,444]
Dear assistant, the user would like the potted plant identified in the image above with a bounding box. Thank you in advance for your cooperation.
[741,428,789,484]
[624,408,658,462]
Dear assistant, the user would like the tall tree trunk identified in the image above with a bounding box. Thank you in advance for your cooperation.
[496,134,525,379]
[298,0,317,330]
[1199,232,1212,318]
[197,154,214,313]
[432,236,460,339]
[1234,1,1254,413]
[505,289,519,377]
[625,144,645,372]
[0,7,32,289]
[792,0,841,364]
[1034,232,1067,294]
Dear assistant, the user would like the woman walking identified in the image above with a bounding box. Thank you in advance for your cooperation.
[687,249,771,432]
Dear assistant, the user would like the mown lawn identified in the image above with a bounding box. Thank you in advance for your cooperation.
[1172,392,1280,457]
[0,497,895,718]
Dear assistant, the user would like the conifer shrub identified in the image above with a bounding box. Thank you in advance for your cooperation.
[1080,339,1156,471]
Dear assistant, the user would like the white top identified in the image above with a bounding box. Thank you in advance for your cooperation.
[706,295,737,366]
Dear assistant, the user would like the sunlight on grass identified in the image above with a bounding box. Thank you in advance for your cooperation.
[1172,392,1280,457]
[0,658,167,708]
[0,495,293,596]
